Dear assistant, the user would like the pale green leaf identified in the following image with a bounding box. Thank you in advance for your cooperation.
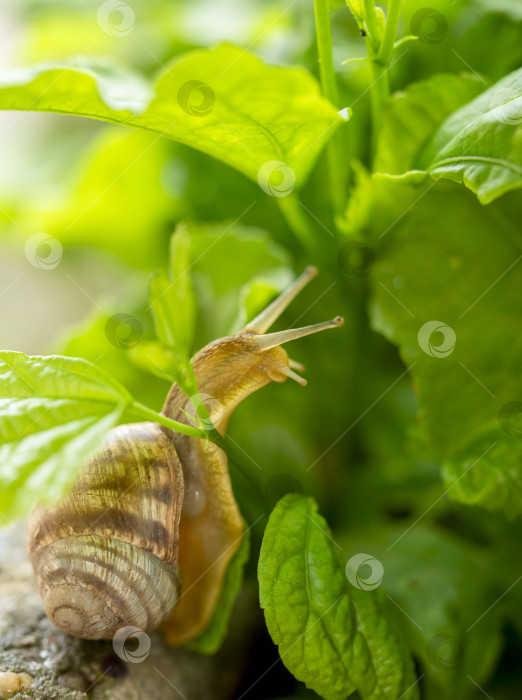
[0,351,132,520]
[0,44,341,186]
[259,495,418,700]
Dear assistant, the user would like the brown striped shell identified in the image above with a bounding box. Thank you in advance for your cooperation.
[27,423,183,640]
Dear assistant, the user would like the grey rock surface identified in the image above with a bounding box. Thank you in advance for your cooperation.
[0,523,255,700]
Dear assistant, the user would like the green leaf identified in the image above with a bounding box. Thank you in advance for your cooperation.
[0,44,341,186]
[187,221,292,341]
[0,351,133,520]
[150,225,196,360]
[259,495,418,700]
[349,172,522,515]
[375,73,485,175]
[188,524,251,654]
[378,527,503,700]
[382,67,522,203]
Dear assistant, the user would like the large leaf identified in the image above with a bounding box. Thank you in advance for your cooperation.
[344,171,522,516]
[0,44,341,186]
[341,526,503,700]
[0,351,132,519]
[259,495,418,700]
[381,67,522,203]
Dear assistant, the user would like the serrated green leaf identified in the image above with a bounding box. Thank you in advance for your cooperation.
[259,495,418,700]
[0,44,341,186]
[188,525,250,655]
[0,351,133,520]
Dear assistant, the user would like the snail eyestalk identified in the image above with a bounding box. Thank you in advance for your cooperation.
[243,265,318,334]
[252,316,344,352]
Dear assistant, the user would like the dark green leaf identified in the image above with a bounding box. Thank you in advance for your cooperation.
[259,495,418,700]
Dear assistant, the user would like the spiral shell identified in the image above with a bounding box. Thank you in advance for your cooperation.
[27,423,183,640]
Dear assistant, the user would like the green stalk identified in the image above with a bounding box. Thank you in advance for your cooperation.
[362,0,402,160]
[313,0,345,219]
[131,401,206,438]
[278,194,318,251]
[377,0,402,66]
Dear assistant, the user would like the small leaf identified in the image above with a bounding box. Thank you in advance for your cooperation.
[187,525,251,654]
[259,495,418,700]
[150,225,196,360]
[0,351,133,520]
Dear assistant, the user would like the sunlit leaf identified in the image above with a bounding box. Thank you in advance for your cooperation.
[0,44,341,187]
[0,351,133,519]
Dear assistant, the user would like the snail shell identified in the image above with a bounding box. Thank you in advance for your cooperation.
[27,423,183,640]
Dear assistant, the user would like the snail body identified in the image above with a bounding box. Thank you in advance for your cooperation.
[27,267,343,642]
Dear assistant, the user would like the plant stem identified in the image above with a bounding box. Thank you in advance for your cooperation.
[367,58,389,155]
[313,0,345,219]
[362,0,402,161]
[278,194,318,251]
[377,0,402,65]
[130,401,206,439]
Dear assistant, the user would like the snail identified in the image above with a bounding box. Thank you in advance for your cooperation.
[26,266,343,643]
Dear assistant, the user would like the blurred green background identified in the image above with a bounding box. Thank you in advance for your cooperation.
[1,0,522,698]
